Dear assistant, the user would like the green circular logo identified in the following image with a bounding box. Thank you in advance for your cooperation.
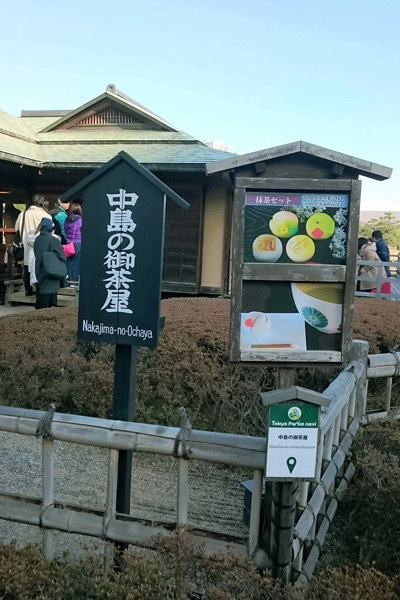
[288,406,302,421]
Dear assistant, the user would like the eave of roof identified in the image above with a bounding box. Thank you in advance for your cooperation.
[60,150,190,210]
[206,140,392,181]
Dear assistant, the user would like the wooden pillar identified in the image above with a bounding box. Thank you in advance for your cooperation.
[112,344,138,515]
[350,340,369,420]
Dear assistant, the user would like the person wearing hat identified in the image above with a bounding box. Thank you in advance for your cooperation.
[33,218,67,309]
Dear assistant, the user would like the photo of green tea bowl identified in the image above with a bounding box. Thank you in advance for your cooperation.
[291,282,343,334]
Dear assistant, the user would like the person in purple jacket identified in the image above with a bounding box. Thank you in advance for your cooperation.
[64,203,82,287]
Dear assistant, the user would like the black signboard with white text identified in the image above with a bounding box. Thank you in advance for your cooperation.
[61,152,189,347]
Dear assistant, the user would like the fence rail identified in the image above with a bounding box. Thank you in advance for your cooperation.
[0,340,399,582]
[355,259,400,300]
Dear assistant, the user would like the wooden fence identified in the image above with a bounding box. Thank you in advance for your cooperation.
[0,339,399,583]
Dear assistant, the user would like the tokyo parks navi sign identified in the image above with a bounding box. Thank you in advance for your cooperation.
[60,151,189,347]
[230,178,362,366]
[262,385,331,481]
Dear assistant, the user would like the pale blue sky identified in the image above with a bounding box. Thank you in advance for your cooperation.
[1,0,398,209]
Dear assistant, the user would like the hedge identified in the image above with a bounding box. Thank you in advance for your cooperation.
[0,297,399,433]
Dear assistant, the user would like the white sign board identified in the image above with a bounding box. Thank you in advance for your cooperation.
[266,402,320,480]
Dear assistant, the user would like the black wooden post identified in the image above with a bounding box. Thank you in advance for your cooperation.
[113,344,138,514]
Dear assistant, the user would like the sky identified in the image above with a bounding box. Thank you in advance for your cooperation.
[1,0,399,211]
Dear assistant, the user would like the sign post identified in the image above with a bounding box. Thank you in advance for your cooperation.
[60,151,189,530]
[113,344,138,513]
[260,385,330,579]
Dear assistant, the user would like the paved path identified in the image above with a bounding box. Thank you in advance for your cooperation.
[0,305,35,317]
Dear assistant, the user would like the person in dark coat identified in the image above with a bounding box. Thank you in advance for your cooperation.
[372,230,391,277]
[34,218,67,309]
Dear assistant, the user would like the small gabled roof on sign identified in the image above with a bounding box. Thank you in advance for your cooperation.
[40,84,178,133]
[60,151,190,210]
[261,385,331,407]
[206,140,392,181]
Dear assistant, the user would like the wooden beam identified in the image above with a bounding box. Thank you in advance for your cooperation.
[243,264,346,282]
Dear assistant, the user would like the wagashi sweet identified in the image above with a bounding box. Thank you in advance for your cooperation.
[306,213,335,240]
[243,312,270,337]
[269,211,299,238]
[286,235,315,262]
[252,234,283,262]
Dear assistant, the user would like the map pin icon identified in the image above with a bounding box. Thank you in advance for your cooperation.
[287,457,297,474]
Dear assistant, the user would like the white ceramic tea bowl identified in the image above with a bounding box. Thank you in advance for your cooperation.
[291,283,342,334]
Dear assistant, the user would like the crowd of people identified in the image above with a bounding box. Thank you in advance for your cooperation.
[357,230,391,294]
[14,195,82,309]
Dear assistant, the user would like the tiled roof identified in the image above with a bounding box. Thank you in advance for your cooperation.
[0,87,236,169]
[20,116,60,133]
[0,110,38,140]
[37,128,198,143]
[0,131,41,165]
[40,142,235,166]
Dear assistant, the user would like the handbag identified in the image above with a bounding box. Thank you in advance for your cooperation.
[42,239,67,280]
[62,222,78,259]
[12,210,26,262]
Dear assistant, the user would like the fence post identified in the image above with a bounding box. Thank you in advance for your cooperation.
[375,265,384,298]
[350,340,369,420]
[42,438,54,560]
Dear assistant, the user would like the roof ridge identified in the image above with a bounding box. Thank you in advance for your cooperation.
[106,85,177,131]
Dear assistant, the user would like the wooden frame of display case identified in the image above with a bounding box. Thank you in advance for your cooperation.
[230,177,361,367]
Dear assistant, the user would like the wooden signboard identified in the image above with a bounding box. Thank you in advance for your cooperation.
[230,178,361,366]
[61,151,189,348]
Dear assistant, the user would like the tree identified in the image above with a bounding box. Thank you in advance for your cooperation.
[359,213,400,250]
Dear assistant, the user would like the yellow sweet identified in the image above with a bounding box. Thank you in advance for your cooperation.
[306,213,335,240]
[286,235,315,263]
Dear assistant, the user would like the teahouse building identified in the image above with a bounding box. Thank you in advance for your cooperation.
[0,86,393,297]
[0,85,235,295]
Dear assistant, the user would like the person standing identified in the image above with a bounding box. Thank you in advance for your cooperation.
[34,218,67,309]
[372,230,391,277]
[64,202,82,287]
[358,238,381,292]
[3,203,20,247]
[50,198,70,244]
[15,195,49,296]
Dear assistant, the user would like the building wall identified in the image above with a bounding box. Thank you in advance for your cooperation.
[201,180,227,293]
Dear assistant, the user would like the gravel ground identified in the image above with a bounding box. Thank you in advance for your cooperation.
[0,431,251,558]
[0,304,251,558]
